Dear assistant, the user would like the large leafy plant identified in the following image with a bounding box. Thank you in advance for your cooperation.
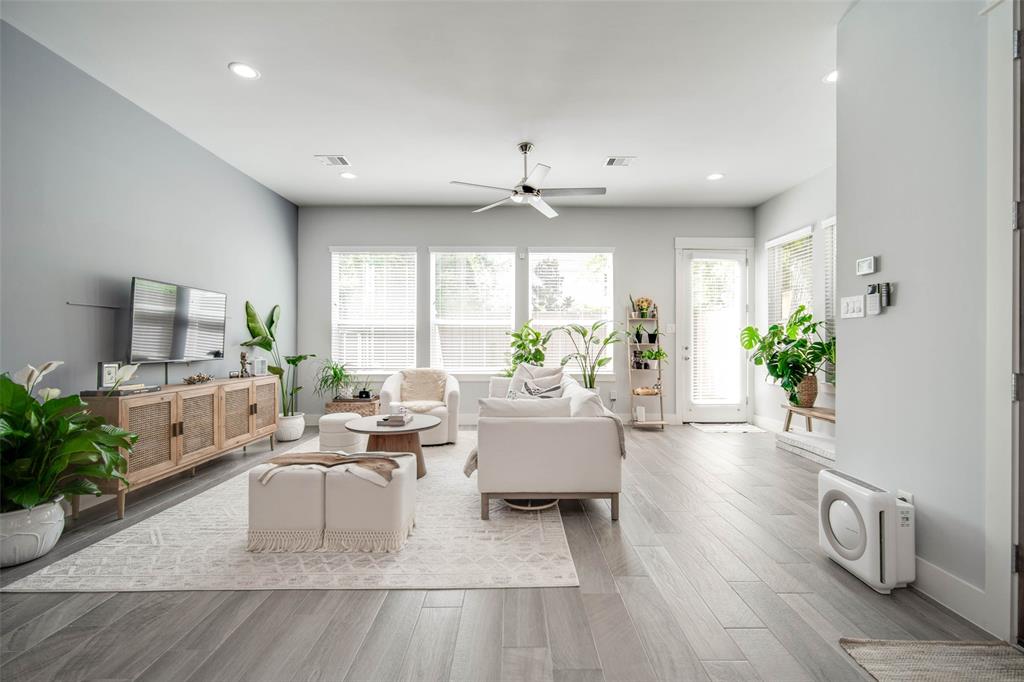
[241,302,314,417]
[0,363,135,513]
[740,305,836,404]
[504,320,553,377]
[557,321,624,389]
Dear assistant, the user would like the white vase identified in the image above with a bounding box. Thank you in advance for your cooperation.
[276,413,306,442]
[0,497,65,567]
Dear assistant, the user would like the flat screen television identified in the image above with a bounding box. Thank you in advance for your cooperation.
[128,277,227,363]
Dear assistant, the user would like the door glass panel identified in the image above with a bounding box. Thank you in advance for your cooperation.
[690,256,743,405]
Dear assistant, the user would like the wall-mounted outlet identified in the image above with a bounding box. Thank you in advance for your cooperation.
[897,489,914,505]
[608,389,617,402]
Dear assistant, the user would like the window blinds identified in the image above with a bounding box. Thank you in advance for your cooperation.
[765,227,814,324]
[822,218,837,382]
[527,250,614,370]
[429,251,515,372]
[331,250,417,372]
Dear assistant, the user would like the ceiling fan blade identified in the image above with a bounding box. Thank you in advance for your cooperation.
[524,163,551,187]
[540,187,607,197]
[529,197,559,219]
[451,180,514,193]
[473,197,513,213]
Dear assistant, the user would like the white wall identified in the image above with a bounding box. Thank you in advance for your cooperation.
[836,0,1013,637]
[752,167,836,433]
[297,206,754,419]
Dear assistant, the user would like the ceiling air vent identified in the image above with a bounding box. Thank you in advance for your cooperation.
[315,155,351,167]
[604,156,635,167]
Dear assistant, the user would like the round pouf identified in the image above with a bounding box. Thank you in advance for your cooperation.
[319,412,365,452]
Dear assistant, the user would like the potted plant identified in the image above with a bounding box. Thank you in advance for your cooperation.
[634,296,654,319]
[0,362,135,567]
[648,325,659,344]
[556,321,624,389]
[632,323,646,344]
[504,320,553,376]
[641,348,669,366]
[314,359,354,407]
[241,301,315,442]
[739,305,836,407]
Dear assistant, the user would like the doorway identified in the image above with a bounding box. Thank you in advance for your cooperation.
[675,239,754,423]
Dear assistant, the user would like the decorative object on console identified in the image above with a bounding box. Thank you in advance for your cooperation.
[739,304,836,407]
[251,357,269,377]
[183,372,215,385]
[555,320,623,389]
[504,320,553,377]
[97,361,119,388]
[239,351,251,378]
[0,363,134,566]
[106,363,140,396]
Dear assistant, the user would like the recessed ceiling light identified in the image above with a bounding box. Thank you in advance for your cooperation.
[340,172,358,180]
[228,62,261,80]
[706,172,725,181]
[823,70,838,84]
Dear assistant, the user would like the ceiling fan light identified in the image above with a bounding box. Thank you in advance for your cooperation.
[511,194,525,204]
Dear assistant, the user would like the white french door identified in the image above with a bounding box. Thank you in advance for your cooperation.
[679,249,750,422]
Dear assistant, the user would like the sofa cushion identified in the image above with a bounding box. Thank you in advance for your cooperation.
[561,381,605,417]
[479,397,571,418]
[508,364,562,397]
[400,368,447,402]
[396,399,446,413]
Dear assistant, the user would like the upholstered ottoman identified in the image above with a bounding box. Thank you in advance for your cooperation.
[247,463,325,552]
[319,412,364,452]
[323,455,416,552]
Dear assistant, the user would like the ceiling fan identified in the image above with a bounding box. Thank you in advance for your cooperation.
[450,142,606,218]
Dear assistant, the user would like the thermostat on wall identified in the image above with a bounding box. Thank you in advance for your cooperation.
[856,256,876,276]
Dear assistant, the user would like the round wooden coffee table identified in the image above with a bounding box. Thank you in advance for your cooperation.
[344,414,441,479]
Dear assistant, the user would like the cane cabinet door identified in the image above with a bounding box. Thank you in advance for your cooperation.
[252,376,279,437]
[121,393,178,484]
[178,386,221,463]
[221,382,254,450]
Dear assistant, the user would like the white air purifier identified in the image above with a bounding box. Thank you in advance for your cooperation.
[818,469,915,594]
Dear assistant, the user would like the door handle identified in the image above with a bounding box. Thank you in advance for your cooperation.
[170,422,178,437]
[178,421,185,436]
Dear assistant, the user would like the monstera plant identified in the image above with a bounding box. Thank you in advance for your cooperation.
[740,305,835,406]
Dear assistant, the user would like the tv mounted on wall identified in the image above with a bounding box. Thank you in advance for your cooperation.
[128,277,227,363]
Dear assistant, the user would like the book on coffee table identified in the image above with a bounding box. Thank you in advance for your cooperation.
[377,414,413,427]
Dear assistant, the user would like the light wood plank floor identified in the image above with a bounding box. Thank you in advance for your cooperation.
[0,426,993,681]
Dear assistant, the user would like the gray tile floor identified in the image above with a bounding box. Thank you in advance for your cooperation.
[0,426,992,681]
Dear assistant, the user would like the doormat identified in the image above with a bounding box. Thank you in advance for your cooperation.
[690,423,765,433]
[839,638,1024,681]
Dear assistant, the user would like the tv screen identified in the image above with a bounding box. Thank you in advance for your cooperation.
[128,277,227,363]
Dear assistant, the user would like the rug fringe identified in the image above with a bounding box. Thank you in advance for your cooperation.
[246,529,324,553]
[322,516,416,553]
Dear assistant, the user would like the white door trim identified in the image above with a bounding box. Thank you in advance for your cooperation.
[674,237,755,424]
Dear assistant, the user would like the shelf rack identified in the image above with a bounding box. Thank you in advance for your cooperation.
[627,310,666,429]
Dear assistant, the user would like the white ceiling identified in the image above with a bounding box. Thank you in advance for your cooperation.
[2,1,846,208]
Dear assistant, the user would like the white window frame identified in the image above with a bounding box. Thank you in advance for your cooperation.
[765,225,815,324]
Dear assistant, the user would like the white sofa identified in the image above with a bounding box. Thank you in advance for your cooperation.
[475,376,622,520]
[380,370,460,446]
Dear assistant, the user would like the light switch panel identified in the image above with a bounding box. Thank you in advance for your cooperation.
[841,295,865,318]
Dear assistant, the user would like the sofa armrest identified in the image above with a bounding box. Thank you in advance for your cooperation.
[379,372,402,413]
[445,375,460,442]
[488,376,511,398]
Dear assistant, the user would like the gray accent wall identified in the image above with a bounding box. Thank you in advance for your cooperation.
[1,22,298,396]
[296,206,754,419]
[836,1,987,592]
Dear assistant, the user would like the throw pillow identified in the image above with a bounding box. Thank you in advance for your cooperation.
[507,364,562,398]
[479,397,571,418]
[400,368,447,402]
[562,381,605,417]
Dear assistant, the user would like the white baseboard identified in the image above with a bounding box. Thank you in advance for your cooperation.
[751,414,784,433]
[912,557,995,637]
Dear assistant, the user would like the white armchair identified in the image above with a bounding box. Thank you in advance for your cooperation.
[380,370,460,445]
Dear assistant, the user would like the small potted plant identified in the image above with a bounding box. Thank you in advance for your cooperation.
[504,320,553,376]
[634,296,654,319]
[0,362,135,567]
[641,348,669,367]
[739,305,835,407]
[632,323,647,344]
[314,359,354,409]
[648,325,659,344]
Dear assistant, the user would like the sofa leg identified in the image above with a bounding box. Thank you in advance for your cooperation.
[481,493,490,520]
[610,493,620,521]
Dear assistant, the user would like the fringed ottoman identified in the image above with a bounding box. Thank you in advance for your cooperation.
[324,454,417,552]
[319,412,364,452]
[247,463,325,552]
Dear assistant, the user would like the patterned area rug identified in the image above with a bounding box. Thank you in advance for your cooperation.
[690,423,766,433]
[2,434,579,591]
[840,638,1024,681]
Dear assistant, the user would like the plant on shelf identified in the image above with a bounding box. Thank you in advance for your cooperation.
[556,321,624,389]
[504,320,553,376]
[739,305,836,407]
[641,347,669,365]
[314,359,354,401]
[648,325,659,344]
[0,362,136,566]
[631,323,647,344]
[631,296,654,319]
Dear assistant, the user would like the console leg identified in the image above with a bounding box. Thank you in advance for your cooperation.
[71,495,80,520]
[190,467,197,477]
[610,493,620,521]
[270,435,275,451]
[116,491,126,520]
[481,494,490,520]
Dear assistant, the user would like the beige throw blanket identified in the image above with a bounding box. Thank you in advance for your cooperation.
[261,452,413,488]
[463,413,627,478]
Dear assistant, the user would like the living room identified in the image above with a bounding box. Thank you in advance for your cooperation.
[1,1,1021,680]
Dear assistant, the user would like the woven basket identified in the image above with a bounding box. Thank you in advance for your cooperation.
[324,398,379,417]
[793,376,818,408]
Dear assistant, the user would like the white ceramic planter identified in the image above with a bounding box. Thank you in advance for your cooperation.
[0,497,65,567]
[276,413,306,442]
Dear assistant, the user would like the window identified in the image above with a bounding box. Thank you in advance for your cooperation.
[429,250,516,372]
[331,249,417,372]
[528,250,614,370]
[765,226,814,323]
[822,217,837,382]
